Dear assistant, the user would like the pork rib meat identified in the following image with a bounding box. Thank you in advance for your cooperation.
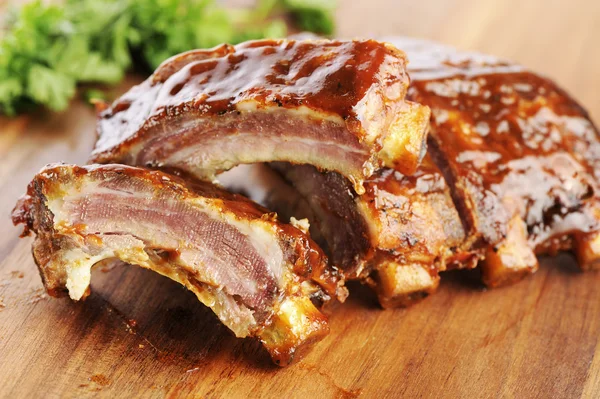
[12,164,346,365]
[91,39,430,194]
[219,160,479,308]
[391,37,600,287]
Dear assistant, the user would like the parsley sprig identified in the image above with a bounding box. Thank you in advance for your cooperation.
[0,0,335,115]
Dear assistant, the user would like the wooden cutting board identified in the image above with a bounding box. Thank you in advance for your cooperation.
[1,1,600,397]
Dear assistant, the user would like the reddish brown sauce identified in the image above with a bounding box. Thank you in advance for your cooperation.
[158,39,406,120]
[267,157,474,292]
[397,37,600,248]
[89,374,110,386]
[362,154,473,269]
[93,39,410,162]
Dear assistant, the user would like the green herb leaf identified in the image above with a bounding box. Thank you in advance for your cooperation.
[0,0,336,115]
[283,0,336,34]
[26,64,76,112]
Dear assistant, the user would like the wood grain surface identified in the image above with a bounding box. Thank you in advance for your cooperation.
[1,1,600,398]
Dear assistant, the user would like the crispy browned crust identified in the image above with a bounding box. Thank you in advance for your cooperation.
[90,39,429,192]
[12,164,347,366]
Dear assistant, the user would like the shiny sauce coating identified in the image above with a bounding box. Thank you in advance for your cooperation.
[397,37,600,248]
[94,39,410,159]
[361,154,474,269]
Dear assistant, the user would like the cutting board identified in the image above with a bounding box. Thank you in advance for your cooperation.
[1,0,600,397]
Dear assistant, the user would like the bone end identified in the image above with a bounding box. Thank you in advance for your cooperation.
[369,261,439,308]
[258,295,330,367]
[575,231,600,271]
[481,215,539,287]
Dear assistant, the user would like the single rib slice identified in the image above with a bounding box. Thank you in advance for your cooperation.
[219,159,479,308]
[389,37,600,286]
[12,164,346,366]
[90,39,430,193]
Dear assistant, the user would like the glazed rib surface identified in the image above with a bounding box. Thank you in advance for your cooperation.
[92,39,430,193]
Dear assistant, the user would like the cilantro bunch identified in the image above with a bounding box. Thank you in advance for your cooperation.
[0,0,335,116]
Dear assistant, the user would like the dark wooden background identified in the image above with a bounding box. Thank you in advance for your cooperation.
[1,0,600,397]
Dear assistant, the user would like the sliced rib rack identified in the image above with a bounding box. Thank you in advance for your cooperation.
[12,164,346,366]
[396,37,600,287]
[221,39,600,306]
[270,158,480,307]
[91,39,430,193]
[220,159,479,308]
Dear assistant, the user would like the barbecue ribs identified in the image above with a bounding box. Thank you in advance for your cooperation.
[12,164,346,365]
[91,39,430,194]
[393,37,600,286]
[220,158,479,308]
[222,38,600,306]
